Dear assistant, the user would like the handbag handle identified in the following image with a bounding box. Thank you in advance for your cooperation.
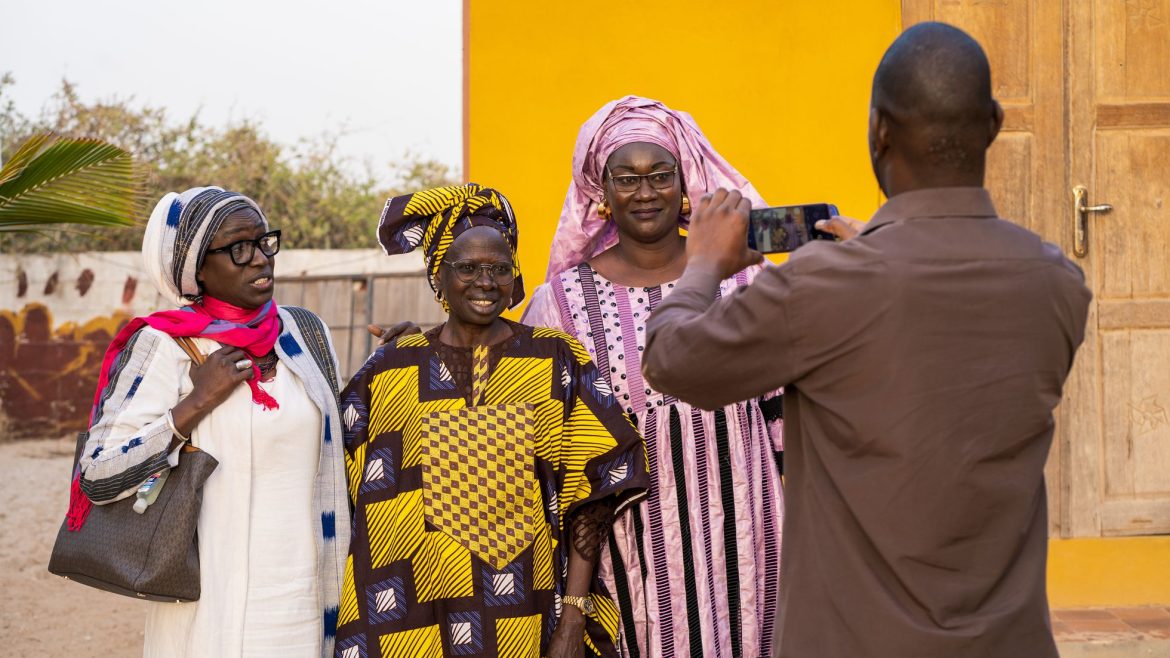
[66,337,207,468]
[173,337,206,366]
[172,337,206,451]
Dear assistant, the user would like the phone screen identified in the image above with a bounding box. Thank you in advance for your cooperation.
[748,204,839,253]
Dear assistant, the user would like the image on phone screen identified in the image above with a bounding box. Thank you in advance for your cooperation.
[747,203,839,254]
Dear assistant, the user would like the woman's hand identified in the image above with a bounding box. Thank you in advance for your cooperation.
[170,345,254,437]
[545,607,587,658]
[367,321,423,346]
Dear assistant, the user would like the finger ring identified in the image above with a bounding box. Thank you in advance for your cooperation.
[234,359,253,371]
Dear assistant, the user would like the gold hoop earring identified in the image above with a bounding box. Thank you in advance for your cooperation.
[597,200,612,220]
[680,195,691,216]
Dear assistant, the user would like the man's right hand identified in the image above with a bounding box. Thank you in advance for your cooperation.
[685,189,764,280]
[814,215,866,241]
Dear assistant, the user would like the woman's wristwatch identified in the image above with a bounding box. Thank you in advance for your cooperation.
[562,595,595,616]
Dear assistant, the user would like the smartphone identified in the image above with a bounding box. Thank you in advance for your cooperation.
[747,203,839,253]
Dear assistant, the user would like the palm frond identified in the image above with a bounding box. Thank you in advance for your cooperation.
[0,133,53,187]
[0,133,146,232]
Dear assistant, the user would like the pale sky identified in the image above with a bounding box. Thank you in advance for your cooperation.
[0,0,462,183]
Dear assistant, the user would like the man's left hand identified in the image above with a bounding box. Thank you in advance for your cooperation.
[685,188,763,279]
[815,215,866,241]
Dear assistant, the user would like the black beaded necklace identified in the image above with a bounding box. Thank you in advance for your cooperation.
[255,351,279,377]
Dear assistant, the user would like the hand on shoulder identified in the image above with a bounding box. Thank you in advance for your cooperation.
[367,321,423,346]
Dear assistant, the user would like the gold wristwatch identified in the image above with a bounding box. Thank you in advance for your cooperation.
[562,594,595,615]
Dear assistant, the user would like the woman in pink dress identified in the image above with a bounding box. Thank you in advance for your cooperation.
[522,96,784,658]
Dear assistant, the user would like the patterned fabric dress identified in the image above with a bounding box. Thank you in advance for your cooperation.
[335,321,648,658]
[523,264,785,658]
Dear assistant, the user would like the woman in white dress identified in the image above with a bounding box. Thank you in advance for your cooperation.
[73,187,350,657]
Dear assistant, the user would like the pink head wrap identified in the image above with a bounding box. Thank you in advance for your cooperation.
[544,95,766,280]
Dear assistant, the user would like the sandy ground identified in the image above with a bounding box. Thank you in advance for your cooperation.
[0,437,144,656]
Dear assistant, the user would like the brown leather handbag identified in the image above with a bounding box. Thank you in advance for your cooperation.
[48,336,219,602]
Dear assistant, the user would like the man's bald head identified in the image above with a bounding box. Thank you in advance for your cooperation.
[869,22,1002,194]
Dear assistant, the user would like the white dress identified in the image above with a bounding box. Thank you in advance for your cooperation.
[239,362,321,655]
[126,337,322,658]
[80,311,350,658]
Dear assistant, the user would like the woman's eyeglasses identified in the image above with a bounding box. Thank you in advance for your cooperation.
[606,166,678,193]
[205,230,281,266]
[443,260,517,285]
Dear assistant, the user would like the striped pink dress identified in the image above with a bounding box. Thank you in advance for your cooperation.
[523,263,784,658]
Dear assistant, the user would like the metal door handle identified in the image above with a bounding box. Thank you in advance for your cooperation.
[1072,185,1112,258]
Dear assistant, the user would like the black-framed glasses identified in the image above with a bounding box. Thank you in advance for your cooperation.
[205,230,281,266]
[606,166,678,193]
[442,260,517,285]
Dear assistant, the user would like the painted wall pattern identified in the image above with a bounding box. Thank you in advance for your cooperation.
[0,303,129,439]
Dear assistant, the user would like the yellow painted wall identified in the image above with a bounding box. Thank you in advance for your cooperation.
[466,1,1170,609]
[465,0,900,313]
[1048,537,1170,608]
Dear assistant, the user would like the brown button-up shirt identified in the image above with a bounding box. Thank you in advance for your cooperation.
[644,188,1091,658]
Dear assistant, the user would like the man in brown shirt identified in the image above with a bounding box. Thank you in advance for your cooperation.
[642,23,1092,658]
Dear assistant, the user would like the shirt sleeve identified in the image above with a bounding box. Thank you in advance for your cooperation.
[642,261,808,410]
[557,336,649,523]
[79,328,188,504]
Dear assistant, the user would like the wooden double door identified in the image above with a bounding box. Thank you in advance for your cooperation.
[903,0,1170,537]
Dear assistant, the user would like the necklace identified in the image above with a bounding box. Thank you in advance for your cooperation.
[255,351,279,376]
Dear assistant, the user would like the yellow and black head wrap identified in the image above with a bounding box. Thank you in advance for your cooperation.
[377,183,524,310]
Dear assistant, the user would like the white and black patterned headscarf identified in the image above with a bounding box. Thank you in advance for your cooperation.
[142,186,268,306]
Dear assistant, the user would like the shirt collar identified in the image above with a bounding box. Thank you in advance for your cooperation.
[864,187,999,235]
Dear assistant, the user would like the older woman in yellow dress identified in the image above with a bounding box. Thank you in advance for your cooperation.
[335,184,649,658]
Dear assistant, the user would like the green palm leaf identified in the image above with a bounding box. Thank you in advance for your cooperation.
[0,133,145,232]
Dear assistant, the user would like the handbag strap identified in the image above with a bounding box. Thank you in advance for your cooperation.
[173,336,206,366]
[171,337,206,450]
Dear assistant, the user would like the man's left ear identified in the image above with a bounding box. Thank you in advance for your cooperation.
[989,99,1005,146]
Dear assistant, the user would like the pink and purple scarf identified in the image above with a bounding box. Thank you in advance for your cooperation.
[91,297,282,419]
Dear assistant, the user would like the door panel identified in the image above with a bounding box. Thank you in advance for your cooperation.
[1068,0,1170,535]
[985,133,1032,230]
[1096,133,1170,298]
[1095,0,1170,100]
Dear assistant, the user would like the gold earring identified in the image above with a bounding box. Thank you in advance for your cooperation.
[681,195,691,216]
[597,200,612,220]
